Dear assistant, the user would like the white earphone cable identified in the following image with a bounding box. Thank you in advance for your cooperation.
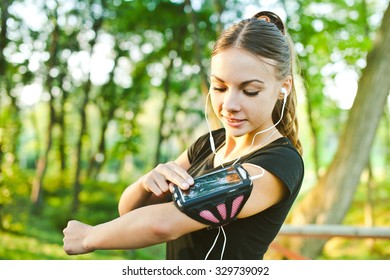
[205,226,227,260]
[205,91,217,154]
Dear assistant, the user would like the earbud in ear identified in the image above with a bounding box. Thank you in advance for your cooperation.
[281,87,287,96]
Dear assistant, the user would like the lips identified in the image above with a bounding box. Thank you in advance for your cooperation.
[223,116,245,127]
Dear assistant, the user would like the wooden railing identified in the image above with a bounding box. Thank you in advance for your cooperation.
[279,224,390,239]
[269,224,390,260]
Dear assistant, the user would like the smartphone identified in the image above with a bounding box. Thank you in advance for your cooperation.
[173,164,252,209]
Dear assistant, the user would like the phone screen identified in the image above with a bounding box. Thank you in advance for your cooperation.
[180,166,243,201]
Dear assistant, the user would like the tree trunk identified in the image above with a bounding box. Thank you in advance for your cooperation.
[288,4,390,258]
[87,46,120,180]
[304,85,321,179]
[58,81,69,172]
[72,96,88,213]
[87,112,110,180]
[0,0,19,170]
[385,108,390,182]
[71,9,104,213]
[154,58,173,166]
[0,0,10,101]
[30,102,55,209]
[30,12,60,212]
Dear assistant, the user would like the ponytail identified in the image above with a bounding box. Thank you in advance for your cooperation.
[274,34,303,155]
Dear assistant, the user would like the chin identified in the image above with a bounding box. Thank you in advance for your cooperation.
[224,127,247,138]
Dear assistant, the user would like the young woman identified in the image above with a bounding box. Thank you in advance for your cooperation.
[63,11,304,260]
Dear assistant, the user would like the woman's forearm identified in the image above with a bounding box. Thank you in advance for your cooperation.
[118,179,154,215]
[64,202,205,255]
[87,205,174,250]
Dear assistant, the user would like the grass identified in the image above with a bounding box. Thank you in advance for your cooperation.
[0,225,165,260]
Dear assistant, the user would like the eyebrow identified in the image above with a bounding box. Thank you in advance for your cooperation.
[210,75,264,86]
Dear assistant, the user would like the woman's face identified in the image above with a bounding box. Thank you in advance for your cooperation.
[209,48,282,138]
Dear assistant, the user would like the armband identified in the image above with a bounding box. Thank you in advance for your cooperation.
[172,164,253,228]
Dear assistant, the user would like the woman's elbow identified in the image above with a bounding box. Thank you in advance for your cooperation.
[118,198,131,216]
[118,204,126,216]
[149,208,189,242]
[149,222,179,242]
[118,186,136,216]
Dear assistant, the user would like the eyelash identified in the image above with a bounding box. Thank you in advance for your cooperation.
[212,87,225,92]
[243,90,260,96]
[212,87,259,96]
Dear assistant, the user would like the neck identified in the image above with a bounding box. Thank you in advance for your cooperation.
[216,128,280,166]
[224,134,250,155]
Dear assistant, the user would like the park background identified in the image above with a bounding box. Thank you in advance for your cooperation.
[0,0,389,260]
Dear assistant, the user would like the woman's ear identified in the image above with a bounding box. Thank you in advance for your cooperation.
[279,76,293,99]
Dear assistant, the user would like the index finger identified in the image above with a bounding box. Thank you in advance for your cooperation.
[159,162,194,190]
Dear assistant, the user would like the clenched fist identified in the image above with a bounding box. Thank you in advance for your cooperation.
[63,220,94,255]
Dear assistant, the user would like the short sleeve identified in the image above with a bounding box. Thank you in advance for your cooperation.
[187,133,210,164]
[187,128,225,164]
[245,139,304,198]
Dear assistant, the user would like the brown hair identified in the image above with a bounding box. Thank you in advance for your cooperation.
[211,12,303,154]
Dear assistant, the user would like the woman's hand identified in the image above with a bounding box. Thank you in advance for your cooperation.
[138,161,194,196]
[63,220,94,255]
[118,153,192,215]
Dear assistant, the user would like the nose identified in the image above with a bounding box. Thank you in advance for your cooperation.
[222,90,241,113]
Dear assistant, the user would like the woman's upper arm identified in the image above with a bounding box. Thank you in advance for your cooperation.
[174,149,191,170]
[236,163,288,219]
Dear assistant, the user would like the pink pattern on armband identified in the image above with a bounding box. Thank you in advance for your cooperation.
[199,210,220,223]
[217,203,227,220]
[230,195,244,218]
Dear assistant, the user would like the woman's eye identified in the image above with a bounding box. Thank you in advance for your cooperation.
[212,87,226,92]
[243,90,259,96]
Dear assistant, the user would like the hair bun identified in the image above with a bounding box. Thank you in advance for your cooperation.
[252,11,285,35]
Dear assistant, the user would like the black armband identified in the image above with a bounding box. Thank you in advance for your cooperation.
[172,164,253,228]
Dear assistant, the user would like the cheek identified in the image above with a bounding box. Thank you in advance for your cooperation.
[246,99,275,119]
[247,104,262,119]
[210,95,222,113]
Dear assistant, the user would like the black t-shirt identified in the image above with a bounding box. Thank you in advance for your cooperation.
[166,128,304,260]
